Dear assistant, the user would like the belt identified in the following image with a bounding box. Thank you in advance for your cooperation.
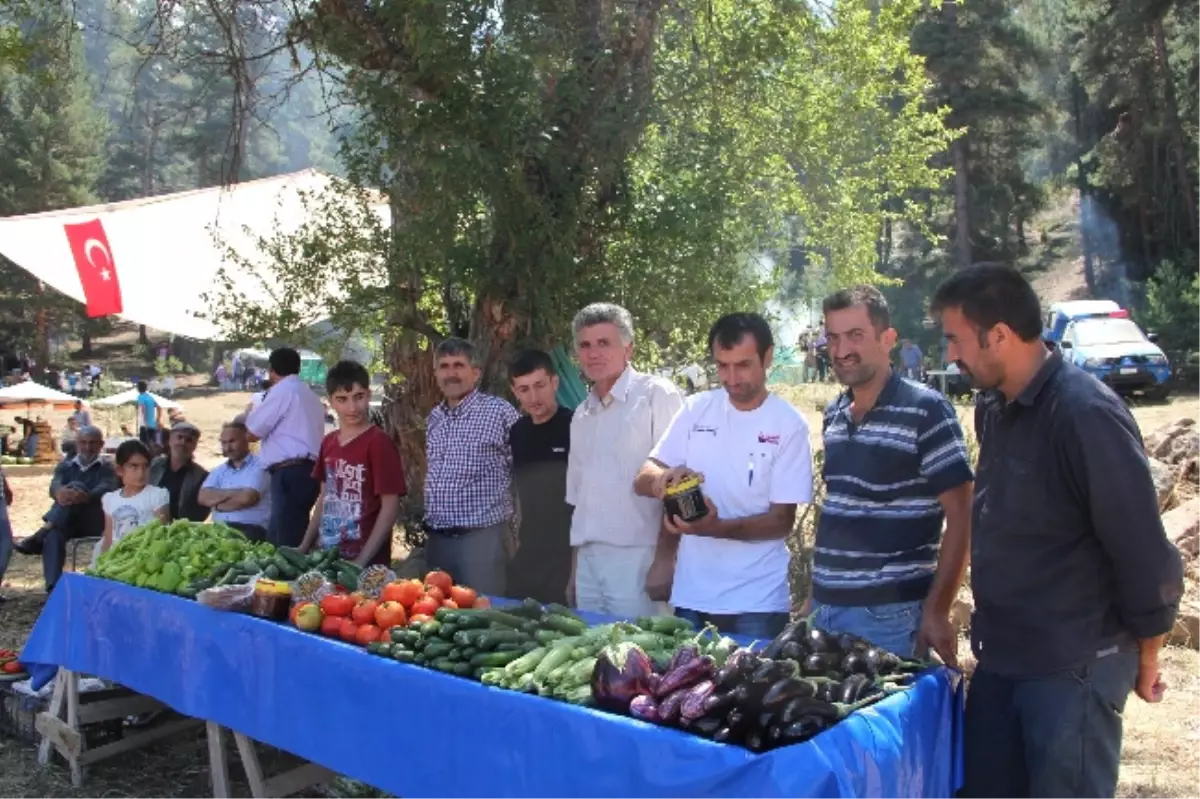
[267,456,315,474]
[428,526,469,538]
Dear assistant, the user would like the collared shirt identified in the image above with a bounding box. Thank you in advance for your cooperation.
[970,348,1183,677]
[245,375,325,467]
[650,390,812,614]
[50,455,117,502]
[815,370,973,607]
[567,366,683,548]
[424,390,520,529]
[202,453,271,528]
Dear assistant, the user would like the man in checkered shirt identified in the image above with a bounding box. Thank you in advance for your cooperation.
[424,337,520,595]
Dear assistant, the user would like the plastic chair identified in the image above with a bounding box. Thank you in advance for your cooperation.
[66,537,101,574]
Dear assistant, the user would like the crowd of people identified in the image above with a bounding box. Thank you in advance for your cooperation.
[0,264,1187,798]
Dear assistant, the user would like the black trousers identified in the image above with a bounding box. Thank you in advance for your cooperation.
[267,461,318,548]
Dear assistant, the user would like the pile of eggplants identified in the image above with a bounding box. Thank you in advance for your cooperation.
[604,620,929,753]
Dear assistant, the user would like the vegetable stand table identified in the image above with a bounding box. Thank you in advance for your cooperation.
[22,574,964,797]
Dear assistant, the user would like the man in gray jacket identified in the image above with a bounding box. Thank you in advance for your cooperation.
[149,421,210,523]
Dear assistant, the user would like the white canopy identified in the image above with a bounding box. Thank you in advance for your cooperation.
[0,170,390,340]
[93,389,182,410]
[0,381,81,409]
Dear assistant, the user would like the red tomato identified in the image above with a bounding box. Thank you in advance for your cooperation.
[338,618,359,643]
[411,596,439,618]
[408,613,433,625]
[355,624,382,646]
[472,596,492,610]
[320,593,355,618]
[319,616,343,637]
[378,627,392,643]
[449,585,478,608]
[351,599,379,626]
[374,601,407,630]
[423,584,446,604]
[1,661,22,674]
[381,581,419,606]
[441,599,458,609]
[424,570,453,597]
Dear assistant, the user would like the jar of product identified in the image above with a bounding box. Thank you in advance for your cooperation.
[249,579,292,621]
[663,476,708,523]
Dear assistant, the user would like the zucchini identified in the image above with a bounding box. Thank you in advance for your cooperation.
[533,645,575,680]
[503,647,548,677]
[478,630,530,650]
[535,629,565,645]
[546,603,584,621]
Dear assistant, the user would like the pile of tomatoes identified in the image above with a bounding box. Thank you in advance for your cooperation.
[0,647,24,676]
[289,570,490,647]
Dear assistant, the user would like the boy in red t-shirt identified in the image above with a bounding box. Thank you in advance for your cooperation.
[300,361,406,567]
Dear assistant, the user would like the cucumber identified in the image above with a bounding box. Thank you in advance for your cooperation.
[451,662,472,677]
[448,648,462,661]
[478,630,530,650]
[272,554,299,579]
[431,658,455,673]
[439,623,459,640]
[278,548,310,571]
[420,620,442,638]
[378,643,394,657]
[496,642,524,653]
[367,642,380,654]
[263,564,281,580]
[461,647,478,660]
[477,610,532,630]
[542,613,588,636]
[470,650,524,668]
[236,559,260,576]
[546,603,584,621]
[535,630,565,645]
[392,649,415,664]
[423,642,454,660]
[215,567,237,586]
[335,565,359,591]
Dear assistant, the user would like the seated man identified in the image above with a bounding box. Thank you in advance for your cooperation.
[198,421,271,539]
[15,426,117,591]
[149,421,210,523]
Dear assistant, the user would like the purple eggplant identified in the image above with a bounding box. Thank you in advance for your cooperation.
[629,693,660,722]
[655,655,715,698]
[647,673,662,695]
[680,679,716,722]
[666,645,699,674]
[591,642,656,713]
[658,686,690,724]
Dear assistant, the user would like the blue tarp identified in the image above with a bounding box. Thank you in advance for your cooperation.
[21,574,963,797]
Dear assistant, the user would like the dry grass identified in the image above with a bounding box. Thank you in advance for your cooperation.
[1,385,1197,797]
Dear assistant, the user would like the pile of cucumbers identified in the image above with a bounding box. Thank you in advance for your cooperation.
[181,547,362,596]
[367,600,589,687]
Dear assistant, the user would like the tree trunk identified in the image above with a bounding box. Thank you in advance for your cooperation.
[138,325,149,346]
[952,137,971,268]
[81,322,92,358]
[1071,76,1097,294]
[1151,17,1198,245]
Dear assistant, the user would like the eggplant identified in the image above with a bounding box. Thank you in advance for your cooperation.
[712,726,736,744]
[690,716,722,738]
[762,677,817,710]
[780,641,806,662]
[629,694,660,722]
[745,729,767,753]
[778,697,841,722]
[666,645,700,674]
[840,673,871,704]
[836,632,872,654]
[680,680,716,722]
[814,680,835,703]
[658,686,690,724]
[766,722,787,748]
[731,681,768,706]
[806,627,832,653]
[701,689,737,718]
[864,643,902,676]
[591,642,656,713]
[802,652,840,677]
[761,620,802,659]
[725,707,751,732]
[713,661,743,690]
[779,717,828,745]
[724,647,755,674]
[750,658,796,685]
[841,652,869,676]
[780,696,812,724]
[757,710,777,730]
[656,655,715,698]
[647,673,662,695]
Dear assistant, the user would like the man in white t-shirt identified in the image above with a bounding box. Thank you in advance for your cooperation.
[635,312,812,638]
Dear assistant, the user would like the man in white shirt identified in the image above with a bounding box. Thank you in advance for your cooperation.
[566,302,683,617]
[635,313,812,638]
[245,348,325,547]
[198,421,272,540]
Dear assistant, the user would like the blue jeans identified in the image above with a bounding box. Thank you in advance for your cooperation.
[267,462,319,549]
[960,652,1138,797]
[0,495,12,586]
[674,608,790,639]
[811,599,923,657]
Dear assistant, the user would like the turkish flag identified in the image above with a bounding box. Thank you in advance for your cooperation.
[63,219,123,317]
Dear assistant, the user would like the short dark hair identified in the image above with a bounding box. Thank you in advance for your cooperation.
[822,285,891,331]
[136,380,148,393]
[434,337,476,364]
[326,360,371,394]
[222,420,248,434]
[269,347,302,377]
[115,439,151,466]
[930,263,1043,343]
[708,313,774,360]
[509,349,556,381]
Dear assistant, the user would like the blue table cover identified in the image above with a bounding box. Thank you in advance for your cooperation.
[22,574,963,797]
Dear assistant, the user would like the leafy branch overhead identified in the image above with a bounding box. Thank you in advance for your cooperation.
[205,0,951,386]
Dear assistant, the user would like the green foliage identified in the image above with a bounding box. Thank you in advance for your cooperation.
[205,0,951,391]
[1137,260,1199,361]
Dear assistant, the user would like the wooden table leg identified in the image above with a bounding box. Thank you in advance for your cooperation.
[37,669,66,766]
[234,731,267,798]
[64,670,83,786]
[206,722,230,799]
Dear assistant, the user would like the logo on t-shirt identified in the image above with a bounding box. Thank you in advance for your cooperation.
[757,432,780,445]
[692,424,718,435]
[319,458,365,550]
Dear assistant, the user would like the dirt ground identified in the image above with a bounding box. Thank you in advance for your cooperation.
[1,385,1197,797]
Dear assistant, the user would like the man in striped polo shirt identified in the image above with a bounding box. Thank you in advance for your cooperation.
[807,286,974,665]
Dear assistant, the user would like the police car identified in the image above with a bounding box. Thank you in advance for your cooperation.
[1044,301,1172,399]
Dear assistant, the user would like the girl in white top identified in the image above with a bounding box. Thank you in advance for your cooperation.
[97,439,170,560]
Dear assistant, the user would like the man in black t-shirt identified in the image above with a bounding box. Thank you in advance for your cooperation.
[507,350,574,604]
